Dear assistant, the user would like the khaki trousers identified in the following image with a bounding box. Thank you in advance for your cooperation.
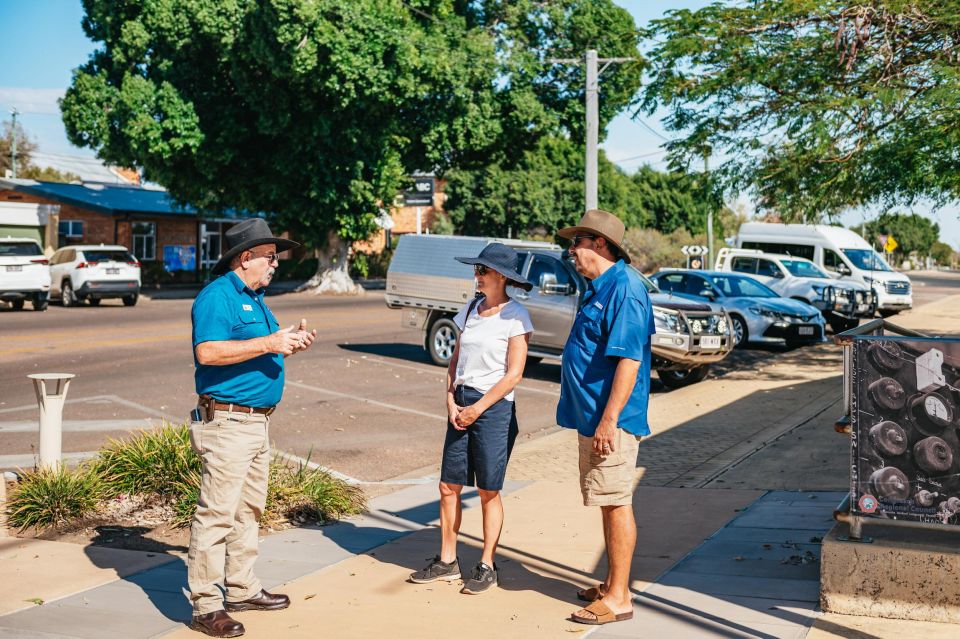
[187,410,270,615]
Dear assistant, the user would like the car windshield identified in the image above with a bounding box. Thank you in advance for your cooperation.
[842,249,892,272]
[0,242,42,256]
[709,275,778,298]
[628,265,660,293]
[83,250,136,263]
[781,259,829,279]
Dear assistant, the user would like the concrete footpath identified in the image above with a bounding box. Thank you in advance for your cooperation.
[2,295,960,638]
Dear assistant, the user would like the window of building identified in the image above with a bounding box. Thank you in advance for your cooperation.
[132,222,156,261]
[58,220,84,246]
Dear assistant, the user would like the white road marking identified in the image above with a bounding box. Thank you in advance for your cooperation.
[361,356,561,397]
[279,451,435,486]
[0,419,159,433]
[286,380,446,420]
[0,394,179,422]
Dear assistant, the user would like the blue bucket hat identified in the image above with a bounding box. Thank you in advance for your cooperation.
[455,242,533,291]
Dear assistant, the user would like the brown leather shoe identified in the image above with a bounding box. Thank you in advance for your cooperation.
[190,610,244,637]
[224,589,290,612]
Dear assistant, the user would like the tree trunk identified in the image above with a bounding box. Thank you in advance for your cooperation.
[297,231,364,295]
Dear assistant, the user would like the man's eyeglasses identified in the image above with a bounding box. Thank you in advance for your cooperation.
[571,234,596,247]
[248,251,280,264]
[474,264,489,275]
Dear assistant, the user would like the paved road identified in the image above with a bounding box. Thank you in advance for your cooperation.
[1,270,957,481]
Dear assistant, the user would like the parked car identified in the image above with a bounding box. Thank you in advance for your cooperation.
[651,269,826,348]
[0,236,50,311]
[49,245,141,307]
[714,248,875,333]
[736,222,912,316]
[385,234,735,389]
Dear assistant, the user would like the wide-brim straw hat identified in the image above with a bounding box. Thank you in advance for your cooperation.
[455,242,533,291]
[557,208,632,264]
[212,218,299,275]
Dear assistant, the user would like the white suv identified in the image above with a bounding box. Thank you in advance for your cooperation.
[0,237,50,311]
[49,244,141,307]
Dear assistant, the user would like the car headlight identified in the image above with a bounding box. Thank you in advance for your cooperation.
[855,291,864,303]
[749,306,778,318]
[716,317,727,334]
[653,309,679,332]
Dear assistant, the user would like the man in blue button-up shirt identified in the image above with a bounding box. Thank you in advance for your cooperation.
[187,219,316,638]
[556,209,655,627]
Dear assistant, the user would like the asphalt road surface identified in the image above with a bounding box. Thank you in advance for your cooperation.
[1,269,956,481]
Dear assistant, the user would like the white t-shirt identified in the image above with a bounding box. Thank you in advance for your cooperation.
[453,297,534,401]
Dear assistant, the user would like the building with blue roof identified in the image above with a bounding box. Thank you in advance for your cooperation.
[0,178,260,281]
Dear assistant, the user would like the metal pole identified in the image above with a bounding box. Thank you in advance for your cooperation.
[585,49,598,212]
[704,151,714,269]
[10,107,18,179]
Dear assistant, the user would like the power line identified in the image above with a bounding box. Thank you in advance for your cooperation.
[634,116,672,142]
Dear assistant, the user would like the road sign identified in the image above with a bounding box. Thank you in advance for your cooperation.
[884,236,898,253]
[681,245,708,256]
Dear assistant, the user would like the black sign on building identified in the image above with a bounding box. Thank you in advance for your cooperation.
[402,176,434,206]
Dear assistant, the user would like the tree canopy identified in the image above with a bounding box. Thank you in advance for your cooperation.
[640,2,960,221]
[61,0,642,270]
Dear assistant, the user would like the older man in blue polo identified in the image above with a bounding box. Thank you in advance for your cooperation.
[556,209,655,627]
[188,218,316,638]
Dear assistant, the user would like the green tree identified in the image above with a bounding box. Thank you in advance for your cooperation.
[630,165,719,235]
[864,213,940,260]
[61,0,642,291]
[641,2,960,220]
[931,241,956,266]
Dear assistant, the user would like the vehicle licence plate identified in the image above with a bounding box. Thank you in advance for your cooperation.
[799,326,815,336]
[700,335,721,349]
[106,268,120,275]
[5,265,22,272]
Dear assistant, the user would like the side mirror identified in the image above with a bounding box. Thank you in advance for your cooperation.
[540,272,571,295]
[774,270,785,279]
[838,264,851,276]
[701,289,717,300]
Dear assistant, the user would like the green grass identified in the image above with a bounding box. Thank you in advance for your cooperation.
[6,465,104,530]
[8,425,365,531]
[94,423,201,498]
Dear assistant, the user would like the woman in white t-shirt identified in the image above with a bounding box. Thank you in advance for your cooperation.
[408,243,534,595]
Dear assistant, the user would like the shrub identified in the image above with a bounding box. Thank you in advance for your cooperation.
[621,227,710,275]
[6,465,104,530]
[95,424,201,498]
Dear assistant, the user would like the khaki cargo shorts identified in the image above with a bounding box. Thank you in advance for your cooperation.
[578,429,641,507]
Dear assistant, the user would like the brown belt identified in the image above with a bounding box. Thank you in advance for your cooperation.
[198,395,275,418]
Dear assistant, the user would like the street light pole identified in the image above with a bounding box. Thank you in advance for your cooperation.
[10,107,19,179]
[585,50,599,211]
[704,150,713,269]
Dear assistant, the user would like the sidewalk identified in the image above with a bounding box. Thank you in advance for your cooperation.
[3,296,960,638]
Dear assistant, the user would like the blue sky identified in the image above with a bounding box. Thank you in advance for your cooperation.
[1,1,957,248]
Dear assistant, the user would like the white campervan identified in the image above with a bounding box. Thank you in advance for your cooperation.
[735,223,912,316]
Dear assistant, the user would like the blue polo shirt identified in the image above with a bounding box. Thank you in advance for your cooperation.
[557,260,655,437]
[192,272,284,407]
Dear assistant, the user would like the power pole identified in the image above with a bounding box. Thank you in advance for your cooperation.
[10,108,19,179]
[549,50,637,212]
[704,150,713,269]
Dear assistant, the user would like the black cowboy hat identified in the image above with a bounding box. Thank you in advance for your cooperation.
[455,242,533,291]
[212,218,299,275]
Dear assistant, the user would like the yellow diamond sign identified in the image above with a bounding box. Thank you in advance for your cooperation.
[884,235,898,252]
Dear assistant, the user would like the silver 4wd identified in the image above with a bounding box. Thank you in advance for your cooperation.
[385,235,734,389]
[714,248,875,333]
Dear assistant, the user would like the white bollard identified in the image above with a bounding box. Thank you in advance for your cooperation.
[28,373,75,469]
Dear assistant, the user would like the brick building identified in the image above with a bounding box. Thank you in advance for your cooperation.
[0,178,255,281]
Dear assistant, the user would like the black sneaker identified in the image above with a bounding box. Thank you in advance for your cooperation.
[409,556,461,583]
[461,561,497,594]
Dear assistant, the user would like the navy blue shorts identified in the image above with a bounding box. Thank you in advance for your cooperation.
[440,386,519,492]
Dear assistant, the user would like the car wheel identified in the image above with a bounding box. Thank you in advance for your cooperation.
[731,315,749,348]
[122,293,138,307]
[88,298,101,306]
[426,317,459,367]
[10,299,24,311]
[657,366,709,389]
[32,294,47,311]
[62,280,77,307]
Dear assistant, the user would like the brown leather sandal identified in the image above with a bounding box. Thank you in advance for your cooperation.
[576,584,606,602]
[570,599,634,625]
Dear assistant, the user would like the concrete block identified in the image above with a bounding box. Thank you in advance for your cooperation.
[821,520,960,623]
